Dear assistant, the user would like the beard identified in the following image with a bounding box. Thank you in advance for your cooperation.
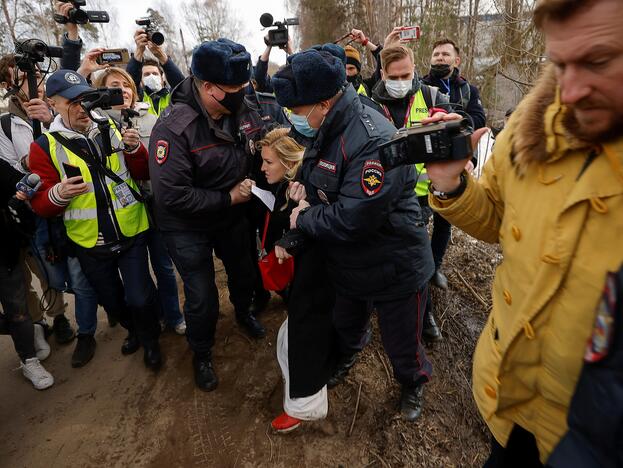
[567,98,623,143]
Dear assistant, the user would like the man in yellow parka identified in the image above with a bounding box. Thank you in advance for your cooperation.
[425,0,623,465]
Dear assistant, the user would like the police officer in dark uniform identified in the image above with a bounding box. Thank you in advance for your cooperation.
[148,39,267,392]
[272,49,435,421]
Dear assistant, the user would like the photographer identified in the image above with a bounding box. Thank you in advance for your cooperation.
[54,0,86,71]
[0,54,77,351]
[92,66,186,335]
[28,69,163,371]
[126,28,185,117]
[0,158,54,390]
[253,35,293,93]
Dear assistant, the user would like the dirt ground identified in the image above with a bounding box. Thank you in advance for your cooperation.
[0,230,500,468]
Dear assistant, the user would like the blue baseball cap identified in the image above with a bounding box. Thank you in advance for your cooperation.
[45,69,94,101]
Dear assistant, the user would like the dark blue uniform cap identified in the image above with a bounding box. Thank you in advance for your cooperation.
[273,49,346,108]
[310,43,346,65]
[45,69,94,100]
[191,38,252,86]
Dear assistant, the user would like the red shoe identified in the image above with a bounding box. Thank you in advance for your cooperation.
[271,412,302,433]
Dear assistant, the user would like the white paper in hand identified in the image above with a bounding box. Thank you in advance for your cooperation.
[251,185,276,212]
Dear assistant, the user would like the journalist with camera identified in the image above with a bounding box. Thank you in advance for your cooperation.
[27,69,163,371]
[126,19,184,117]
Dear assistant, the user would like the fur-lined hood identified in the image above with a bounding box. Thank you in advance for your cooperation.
[509,64,592,169]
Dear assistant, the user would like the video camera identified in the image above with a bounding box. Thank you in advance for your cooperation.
[259,13,299,48]
[378,119,474,170]
[54,0,109,25]
[135,18,165,46]
[79,88,124,116]
[14,39,63,72]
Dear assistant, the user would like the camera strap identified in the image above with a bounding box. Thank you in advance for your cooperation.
[49,131,145,204]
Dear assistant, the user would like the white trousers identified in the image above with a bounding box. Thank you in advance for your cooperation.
[276,319,328,420]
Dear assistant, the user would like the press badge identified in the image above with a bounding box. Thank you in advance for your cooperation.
[112,182,136,208]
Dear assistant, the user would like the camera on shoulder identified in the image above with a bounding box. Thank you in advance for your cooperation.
[259,13,299,48]
[378,118,474,170]
[53,0,109,25]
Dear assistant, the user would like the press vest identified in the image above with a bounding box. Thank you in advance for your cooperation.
[143,92,171,117]
[46,125,149,248]
[381,90,430,196]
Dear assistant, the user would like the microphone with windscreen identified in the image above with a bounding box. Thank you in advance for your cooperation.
[15,173,42,198]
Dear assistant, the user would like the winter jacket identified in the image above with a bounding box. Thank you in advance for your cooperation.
[295,85,434,300]
[429,64,623,463]
[422,68,486,129]
[0,158,29,268]
[148,77,269,233]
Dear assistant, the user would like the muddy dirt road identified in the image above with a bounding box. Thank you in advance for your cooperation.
[0,231,496,467]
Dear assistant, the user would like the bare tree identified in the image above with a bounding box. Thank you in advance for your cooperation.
[183,0,244,44]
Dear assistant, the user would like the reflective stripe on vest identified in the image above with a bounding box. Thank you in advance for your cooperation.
[380,89,431,196]
[143,92,171,117]
[46,126,149,248]
[356,83,368,97]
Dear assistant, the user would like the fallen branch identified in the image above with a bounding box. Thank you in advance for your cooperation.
[348,382,363,437]
[375,349,392,384]
[455,270,489,309]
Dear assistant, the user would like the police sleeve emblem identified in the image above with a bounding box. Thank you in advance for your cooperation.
[155,140,169,165]
[361,159,384,196]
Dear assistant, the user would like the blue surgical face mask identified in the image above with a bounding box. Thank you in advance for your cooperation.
[289,104,318,138]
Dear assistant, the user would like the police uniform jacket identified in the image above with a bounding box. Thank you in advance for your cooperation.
[295,85,434,300]
[148,77,267,233]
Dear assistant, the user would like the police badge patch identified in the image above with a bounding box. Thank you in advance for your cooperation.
[361,160,384,196]
[155,140,169,165]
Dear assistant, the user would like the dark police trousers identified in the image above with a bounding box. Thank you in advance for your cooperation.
[74,231,160,345]
[162,217,255,358]
[333,287,432,387]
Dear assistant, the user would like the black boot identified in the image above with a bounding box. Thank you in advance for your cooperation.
[236,314,266,339]
[71,334,96,368]
[431,269,448,290]
[53,314,75,344]
[400,384,425,422]
[143,342,162,371]
[193,355,218,392]
[422,312,443,344]
[121,333,140,355]
[248,290,271,316]
[327,353,358,389]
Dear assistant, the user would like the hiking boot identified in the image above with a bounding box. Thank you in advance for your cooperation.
[327,353,358,389]
[21,357,54,390]
[71,334,96,368]
[193,355,218,392]
[33,322,50,361]
[53,314,75,344]
[422,312,443,344]
[400,384,425,422]
[271,412,302,433]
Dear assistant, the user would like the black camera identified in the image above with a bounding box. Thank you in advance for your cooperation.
[79,88,124,115]
[136,18,165,46]
[14,39,63,72]
[54,0,109,25]
[260,13,299,48]
[378,119,474,170]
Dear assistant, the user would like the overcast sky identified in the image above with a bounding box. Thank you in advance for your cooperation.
[106,0,295,65]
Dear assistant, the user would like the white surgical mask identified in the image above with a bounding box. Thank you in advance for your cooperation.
[385,79,412,99]
[143,74,163,93]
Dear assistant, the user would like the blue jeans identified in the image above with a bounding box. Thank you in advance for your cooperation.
[147,229,183,327]
[31,217,99,335]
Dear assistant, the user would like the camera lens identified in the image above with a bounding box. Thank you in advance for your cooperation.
[69,8,89,24]
[150,31,165,46]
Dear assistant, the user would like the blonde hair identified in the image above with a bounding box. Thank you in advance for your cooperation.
[92,67,138,107]
[258,127,304,181]
[380,45,414,72]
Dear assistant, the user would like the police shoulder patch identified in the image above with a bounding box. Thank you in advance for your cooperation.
[361,159,384,196]
[155,140,169,165]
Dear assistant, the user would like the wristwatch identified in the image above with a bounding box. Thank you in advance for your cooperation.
[429,172,468,200]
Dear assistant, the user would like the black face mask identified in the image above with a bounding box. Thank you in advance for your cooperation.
[429,63,452,79]
[346,74,359,84]
[215,85,246,114]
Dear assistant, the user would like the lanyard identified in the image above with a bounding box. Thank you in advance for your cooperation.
[440,79,451,95]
